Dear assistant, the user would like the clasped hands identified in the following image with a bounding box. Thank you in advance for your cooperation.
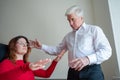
[70,56,90,71]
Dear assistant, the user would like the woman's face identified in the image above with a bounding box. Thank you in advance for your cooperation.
[15,38,28,55]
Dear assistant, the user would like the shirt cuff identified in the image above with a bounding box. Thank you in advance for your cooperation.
[87,54,97,65]
[41,44,47,50]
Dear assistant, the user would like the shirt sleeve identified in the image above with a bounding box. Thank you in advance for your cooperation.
[87,26,112,64]
[41,44,59,55]
[41,37,67,55]
[0,60,31,80]
[33,60,57,78]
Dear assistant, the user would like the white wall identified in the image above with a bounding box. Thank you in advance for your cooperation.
[108,0,120,78]
[1,0,119,79]
[92,0,120,80]
[0,0,94,79]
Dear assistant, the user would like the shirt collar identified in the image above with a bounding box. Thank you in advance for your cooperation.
[80,22,86,29]
[75,22,87,32]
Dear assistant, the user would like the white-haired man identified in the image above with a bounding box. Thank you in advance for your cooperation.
[31,5,112,80]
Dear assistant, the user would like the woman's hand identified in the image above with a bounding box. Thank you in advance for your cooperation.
[29,58,51,70]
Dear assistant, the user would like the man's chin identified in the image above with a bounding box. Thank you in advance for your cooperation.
[73,28,78,31]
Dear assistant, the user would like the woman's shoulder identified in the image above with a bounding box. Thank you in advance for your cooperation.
[0,59,14,70]
[0,59,11,65]
[0,59,14,74]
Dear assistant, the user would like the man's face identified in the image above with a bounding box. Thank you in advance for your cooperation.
[67,13,83,30]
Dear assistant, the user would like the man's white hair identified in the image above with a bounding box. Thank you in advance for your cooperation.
[65,5,84,17]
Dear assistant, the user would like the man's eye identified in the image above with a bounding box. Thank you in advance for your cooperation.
[71,18,74,21]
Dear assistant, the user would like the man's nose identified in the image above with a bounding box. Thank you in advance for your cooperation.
[69,21,73,26]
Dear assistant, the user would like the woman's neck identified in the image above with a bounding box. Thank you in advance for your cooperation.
[15,54,24,60]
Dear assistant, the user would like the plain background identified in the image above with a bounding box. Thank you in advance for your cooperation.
[0,0,120,80]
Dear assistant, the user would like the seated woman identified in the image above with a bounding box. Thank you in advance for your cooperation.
[0,35,66,80]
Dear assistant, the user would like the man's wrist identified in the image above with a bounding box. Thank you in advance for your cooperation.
[86,56,90,65]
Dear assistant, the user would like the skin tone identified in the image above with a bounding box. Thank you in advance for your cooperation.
[29,13,89,71]
[67,13,84,30]
[15,38,28,60]
[15,38,65,70]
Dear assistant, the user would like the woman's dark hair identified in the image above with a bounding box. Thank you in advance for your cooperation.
[8,35,31,63]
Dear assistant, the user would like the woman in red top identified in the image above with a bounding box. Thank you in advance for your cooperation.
[0,35,65,80]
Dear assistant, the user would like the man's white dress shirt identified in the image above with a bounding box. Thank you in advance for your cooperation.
[41,23,112,67]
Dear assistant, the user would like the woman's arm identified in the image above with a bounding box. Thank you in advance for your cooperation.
[0,59,49,80]
[33,60,57,78]
[33,49,66,78]
[0,60,30,80]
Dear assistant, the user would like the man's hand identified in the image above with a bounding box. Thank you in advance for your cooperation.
[70,56,90,71]
[29,39,42,49]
